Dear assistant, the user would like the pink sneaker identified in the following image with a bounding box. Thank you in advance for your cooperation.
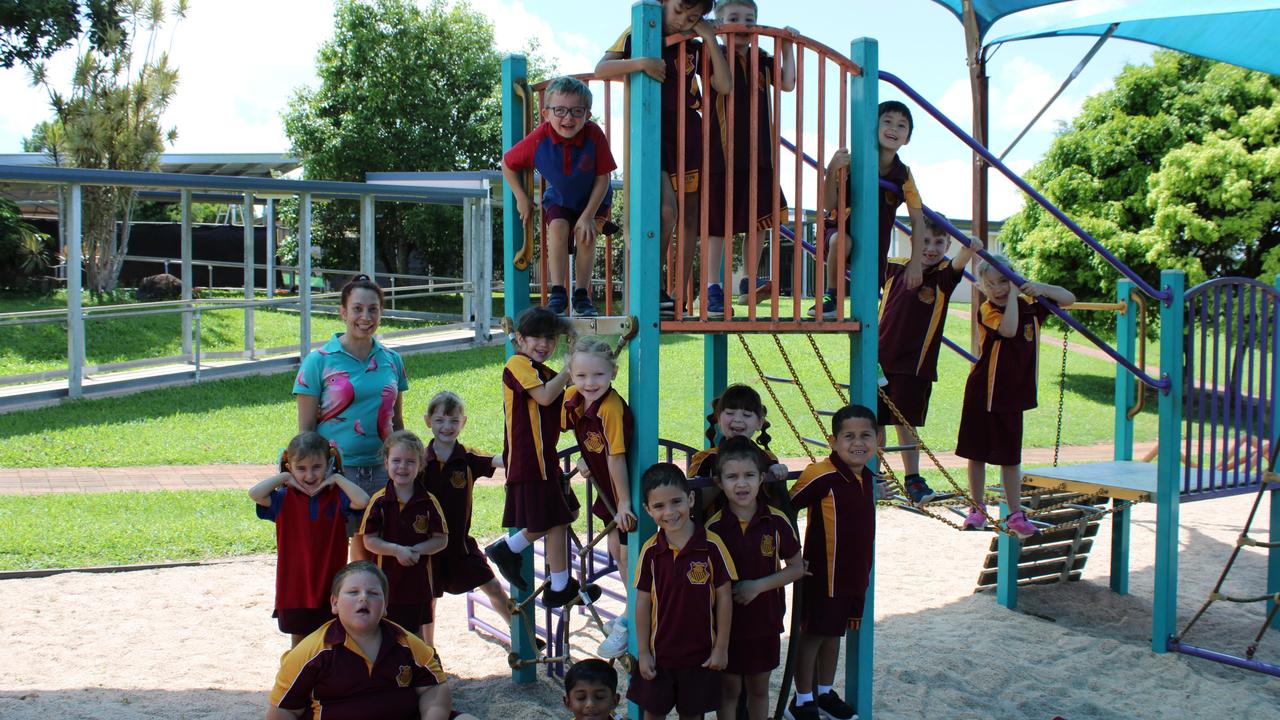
[1005,511,1039,540]
[961,508,985,530]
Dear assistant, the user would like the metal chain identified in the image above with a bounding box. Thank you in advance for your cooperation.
[737,335,817,464]
[1053,326,1071,468]
[770,334,835,441]
[805,334,849,405]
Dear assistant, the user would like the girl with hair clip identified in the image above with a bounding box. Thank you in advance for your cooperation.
[689,384,790,518]
[561,335,636,659]
[294,274,409,562]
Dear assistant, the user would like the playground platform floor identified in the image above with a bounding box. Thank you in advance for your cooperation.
[0,441,1157,495]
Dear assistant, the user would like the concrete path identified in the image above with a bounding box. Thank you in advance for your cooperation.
[0,441,1158,495]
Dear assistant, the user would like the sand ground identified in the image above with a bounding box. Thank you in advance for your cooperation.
[1,492,1278,719]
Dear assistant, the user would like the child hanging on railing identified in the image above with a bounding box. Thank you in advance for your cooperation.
[485,306,600,609]
[705,435,805,720]
[878,213,982,505]
[955,253,1075,539]
[560,336,636,659]
[418,391,510,646]
[811,101,927,320]
[689,384,790,515]
[785,404,878,720]
[596,0,731,317]
[705,0,795,315]
[502,76,616,318]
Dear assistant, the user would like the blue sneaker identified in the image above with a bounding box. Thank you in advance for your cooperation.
[704,283,724,318]
[546,285,568,316]
[807,293,837,320]
[903,474,937,505]
[737,276,772,304]
[571,288,597,317]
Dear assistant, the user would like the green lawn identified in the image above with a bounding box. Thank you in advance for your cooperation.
[0,483,592,571]
[0,308,1157,467]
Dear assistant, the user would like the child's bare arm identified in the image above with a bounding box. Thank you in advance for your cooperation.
[500,161,532,224]
[527,365,572,406]
[821,149,850,214]
[364,533,418,566]
[778,28,798,91]
[952,236,982,272]
[331,473,370,510]
[267,706,305,720]
[248,471,291,506]
[904,203,926,289]
[996,286,1020,338]
[575,174,612,248]
[416,684,452,720]
[704,582,733,669]
[606,454,635,532]
[694,21,732,95]
[1022,281,1076,308]
[411,531,449,557]
[732,549,807,605]
[596,53,665,82]
[635,591,657,679]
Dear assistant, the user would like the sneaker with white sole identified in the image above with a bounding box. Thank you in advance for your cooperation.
[1005,511,1039,540]
[817,689,857,720]
[597,615,630,658]
[961,507,985,531]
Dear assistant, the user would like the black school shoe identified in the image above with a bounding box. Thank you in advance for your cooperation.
[543,578,602,609]
[484,539,529,592]
[817,690,857,719]
[784,696,821,720]
[572,288,598,317]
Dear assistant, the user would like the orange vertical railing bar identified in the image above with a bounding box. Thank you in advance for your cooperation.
[675,38,688,321]
[770,33,783,321]
[746,34,760,321]
[603,79,614,316]
[814,51,827,324]
[702,38,717,323]
[719,32,736,322]
[791,48,804,322]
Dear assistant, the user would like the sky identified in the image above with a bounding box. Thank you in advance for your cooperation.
[0,0,1161,221]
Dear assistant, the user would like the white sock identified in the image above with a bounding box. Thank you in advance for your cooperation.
[796,691,814,705]
[817,684,833,696]
[550,569,570,592]
[505,533,531,553]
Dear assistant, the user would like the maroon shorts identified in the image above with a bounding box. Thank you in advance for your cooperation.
[821,217,890,287]
[801,580,865,637]
[724,631,781,675]
[954,403,1024,466]
[542,203,619,249]
[627,663,722,716]
[877,373,933,427]
[706,169,787,236]
[387,601,431,631]
[662,108,703,194]
[501,477,576,534]
[275,607,333,636]
[432,537,497,597]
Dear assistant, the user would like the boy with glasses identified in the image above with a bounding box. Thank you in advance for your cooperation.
[503,76,617,317]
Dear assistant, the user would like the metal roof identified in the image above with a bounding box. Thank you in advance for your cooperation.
[0,152,301,178]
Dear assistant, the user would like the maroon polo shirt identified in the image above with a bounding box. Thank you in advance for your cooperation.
[789,454,875,598]
[502,353,564,485]
[420,441,495,554]
[879,258,963,380]
[709,48,776,174]
[688,444,779,480]
[706,500,800,639]
[608,29,703,116]
[634,523,737,668]
[964,297,1050,412]
[562,386,632,517]
[359,484,447,605]
[270,618,444,720]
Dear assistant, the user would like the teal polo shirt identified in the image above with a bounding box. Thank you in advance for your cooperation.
[294,333,409,467]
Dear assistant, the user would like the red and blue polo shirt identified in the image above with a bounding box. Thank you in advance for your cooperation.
[634,524,737,668]
[503,120,616,212]
[257,484,354,610]
[270,618,444,720]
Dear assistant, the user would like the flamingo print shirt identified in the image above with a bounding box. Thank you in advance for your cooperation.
[293,333,409,467]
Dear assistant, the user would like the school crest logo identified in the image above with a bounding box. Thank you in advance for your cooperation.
[396,665,412,687]
[916,286,936,305]
[450,470,467,489]
[584,431,606,454]
[686,560,710,585]
[1023,323,1035,342]
[413,514,429,533]
[760,534,775,558]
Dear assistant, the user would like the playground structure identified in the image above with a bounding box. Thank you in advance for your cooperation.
[0,166,501,411]
[496,5,1280,719]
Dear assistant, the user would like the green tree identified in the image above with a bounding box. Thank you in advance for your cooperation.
[1001,52,1280,309]
[0,0,123,69]
[282,0,545,277]
[26,0,186,294]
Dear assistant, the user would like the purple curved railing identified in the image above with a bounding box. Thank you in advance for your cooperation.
[879,70,1169,305]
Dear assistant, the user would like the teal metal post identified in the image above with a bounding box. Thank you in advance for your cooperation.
[847,37,878,720]
[1111,279,1136,594]
[996,498,1019,609]
[626,4,663,718]
[1153,269,1184,652]
[704,334,727,445]
[1269,275,1280,629]
[500,52,536,683]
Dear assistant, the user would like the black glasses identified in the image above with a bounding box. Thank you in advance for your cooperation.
[547,105,587,119]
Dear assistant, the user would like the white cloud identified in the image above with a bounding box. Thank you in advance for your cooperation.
[911,157,1035,223]
[463,0,598,76]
